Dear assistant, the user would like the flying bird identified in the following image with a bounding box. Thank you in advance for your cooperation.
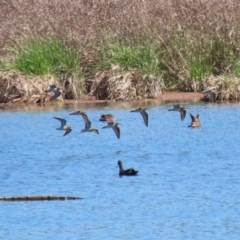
[45,85,61,100]
[188,113,201,128]
[130,107,148,127]
[118,160,138,176]
[69,110,99,134]
[202,86,218,102]
[99,114,115,122]
[53,117,72,136]
[102,121,120,139]
[168,104,186,121]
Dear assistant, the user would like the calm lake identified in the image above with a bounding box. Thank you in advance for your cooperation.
[1,100,240,240]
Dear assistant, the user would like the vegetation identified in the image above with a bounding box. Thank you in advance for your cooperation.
[5,37,82,77]
[99,41,163,76]
[0,0,240,101]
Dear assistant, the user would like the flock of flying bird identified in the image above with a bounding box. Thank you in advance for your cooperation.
[53,105,201,176]
[45,85,201,176]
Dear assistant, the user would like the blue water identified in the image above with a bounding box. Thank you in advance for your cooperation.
[1,100,240,240]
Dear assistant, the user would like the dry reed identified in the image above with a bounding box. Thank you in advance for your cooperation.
[0,71,62,104]
[87,67,164,101]
[1,0,240,101]
[1,0,239,48]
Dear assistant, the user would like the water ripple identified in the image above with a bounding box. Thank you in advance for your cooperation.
[1,101,240,239]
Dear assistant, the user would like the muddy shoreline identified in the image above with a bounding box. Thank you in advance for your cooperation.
[64,91,205,104]
[0,92,205,110]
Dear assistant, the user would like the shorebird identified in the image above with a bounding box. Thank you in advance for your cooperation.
[102,121,120,139]
[168,104,186,121]
[202,86,218,102]
[69,110,99,134]
[130,107,148,127]
[45,85,61,100]
[99,114,115,122]
[118,160,138,176]
[53,117,72,136]
[188,113,201,128]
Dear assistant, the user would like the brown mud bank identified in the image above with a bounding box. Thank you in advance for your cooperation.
[159,91,204,101]
[64,91,204,104]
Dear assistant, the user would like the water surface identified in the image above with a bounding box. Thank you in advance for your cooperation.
[1,100,240,240]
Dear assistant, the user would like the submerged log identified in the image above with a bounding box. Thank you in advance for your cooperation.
[0,195,83,201]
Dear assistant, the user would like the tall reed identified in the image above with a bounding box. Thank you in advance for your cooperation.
[0,0,240,91]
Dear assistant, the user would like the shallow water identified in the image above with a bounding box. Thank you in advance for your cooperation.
[1,100,240,240]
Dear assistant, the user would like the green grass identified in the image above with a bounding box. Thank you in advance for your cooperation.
[187,55,213,80]
[99,41,164,77]
[4,37,82,77]
[158,32,240,88]
[2,31,240,93]
[92,33,240,90]
[233,61,240,77]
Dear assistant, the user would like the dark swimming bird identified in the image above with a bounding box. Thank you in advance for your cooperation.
[102,121,120,139]
[168,104,186,121]
[130,107,148,127]
[118,160,138,176]
[188,113,201,128]
[53,117,72,136]
[99,114,115,122]
[69,110,99,134]
[45,85,61,100]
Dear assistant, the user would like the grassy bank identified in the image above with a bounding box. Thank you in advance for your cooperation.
[1,0,240,101]
[7,37,82,77]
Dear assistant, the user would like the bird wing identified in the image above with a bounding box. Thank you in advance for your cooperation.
[189,113,195,122]
[54,117,66,128]
[168,104,179,111]
[63,127,72,136]
[130,108,139,112]
[45,85,56,92]
[52,89,61,100]
[93,128,99,135]
[81,112,91,129]
[180,109,186,121]
[140,110,148,127]
[125,168,138,175]
[113,124,120,139]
